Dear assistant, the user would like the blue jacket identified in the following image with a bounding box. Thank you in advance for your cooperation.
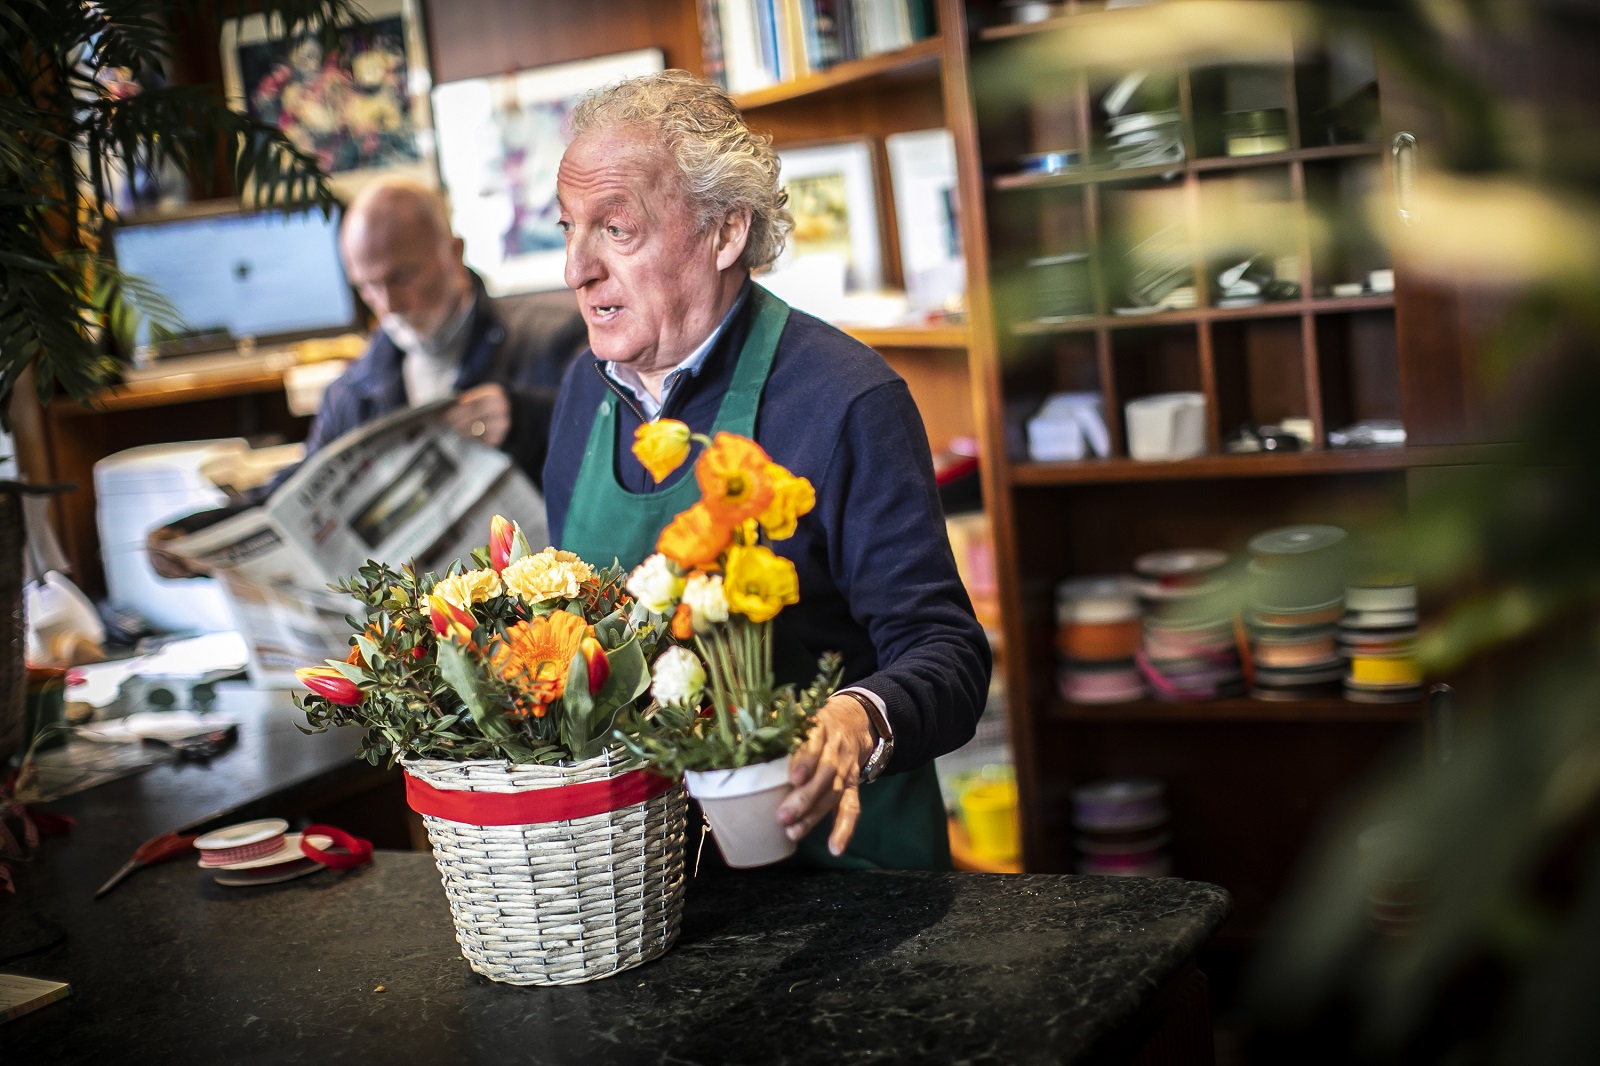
[544,285,991,776]
[307,277,585,488]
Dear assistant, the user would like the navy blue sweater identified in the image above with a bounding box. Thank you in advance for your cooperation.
[544,285,991,776]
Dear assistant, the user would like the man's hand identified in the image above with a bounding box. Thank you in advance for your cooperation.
[146,524,211,579]
[445,384,512,448]
[777,694,877,856]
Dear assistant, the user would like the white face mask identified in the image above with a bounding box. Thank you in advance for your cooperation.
[382,291,469,356]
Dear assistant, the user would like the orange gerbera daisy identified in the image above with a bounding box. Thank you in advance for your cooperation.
[491,611,593,717]
[696,432,775,526]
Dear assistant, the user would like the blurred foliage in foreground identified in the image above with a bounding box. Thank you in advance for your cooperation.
[1034,2,1600,1062]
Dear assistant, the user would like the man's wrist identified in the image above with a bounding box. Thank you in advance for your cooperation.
[836,687,894,783]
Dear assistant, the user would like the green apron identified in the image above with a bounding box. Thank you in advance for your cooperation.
[561,286,950,871]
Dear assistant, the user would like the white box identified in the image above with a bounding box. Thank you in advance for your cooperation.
[1125,392,1208,461]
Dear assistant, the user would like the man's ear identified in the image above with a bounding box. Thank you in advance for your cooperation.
[451,235,467,265]
[714,205,752,271]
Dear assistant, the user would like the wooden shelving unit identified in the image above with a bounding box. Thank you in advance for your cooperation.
[1049,697,1423,725]
[991,142,1381,190]
[942,0,1481,942]
[732,37,944,111]
[844,322,970,349]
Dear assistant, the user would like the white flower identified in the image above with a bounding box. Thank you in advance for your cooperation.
[502,548,594,603]
[651,646,706,707]
[681,572,728,633]
[626,553,684,614]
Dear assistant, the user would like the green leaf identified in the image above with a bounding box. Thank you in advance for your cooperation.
[437,640,514,744]
[508,523,534,566]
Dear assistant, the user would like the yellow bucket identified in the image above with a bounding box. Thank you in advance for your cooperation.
[960,780,1020,864]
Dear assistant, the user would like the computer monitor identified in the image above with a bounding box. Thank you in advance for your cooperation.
[110,203,358,354]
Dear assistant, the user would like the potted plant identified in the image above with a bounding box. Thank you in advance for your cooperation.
[617,425,842,868]
[1,1,352,772]
[295,516,684,986]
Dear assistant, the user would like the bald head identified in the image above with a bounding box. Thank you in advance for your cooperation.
[340,177,470,342]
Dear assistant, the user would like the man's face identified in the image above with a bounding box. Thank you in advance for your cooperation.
[340,208,466,345]
[557,128,728,374]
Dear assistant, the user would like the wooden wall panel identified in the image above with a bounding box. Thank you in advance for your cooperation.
[422,0,703,86]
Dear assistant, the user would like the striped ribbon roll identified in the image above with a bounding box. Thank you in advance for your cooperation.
[197,832,286,867]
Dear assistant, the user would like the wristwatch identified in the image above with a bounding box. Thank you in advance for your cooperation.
[838,688,894,784]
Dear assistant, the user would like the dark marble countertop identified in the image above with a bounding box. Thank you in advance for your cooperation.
[2,684,1231,1065]
[6,856,1228,1065]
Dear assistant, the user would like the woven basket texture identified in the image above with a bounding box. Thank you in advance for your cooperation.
[407,749,687,986]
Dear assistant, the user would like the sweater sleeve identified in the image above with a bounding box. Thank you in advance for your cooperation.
[819,380,991,775]
[498,382,560,491]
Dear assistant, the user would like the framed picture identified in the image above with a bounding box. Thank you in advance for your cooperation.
[886,129,965,313]
[774,140,883,292]
[430,49,665,296]
[220,0,436,199]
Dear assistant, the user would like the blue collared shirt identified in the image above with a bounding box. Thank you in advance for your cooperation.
[602,287,750,421]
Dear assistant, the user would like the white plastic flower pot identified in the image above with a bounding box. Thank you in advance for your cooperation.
[683,755,796,868]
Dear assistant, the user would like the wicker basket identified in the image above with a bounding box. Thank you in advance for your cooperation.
[404,749,687,986]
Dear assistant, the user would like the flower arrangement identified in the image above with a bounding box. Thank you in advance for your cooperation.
[618,422,841,778]
[296,516,661,766]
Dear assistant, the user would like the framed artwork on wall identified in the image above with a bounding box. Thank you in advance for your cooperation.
[886,128,965,314]
[774,140,883,292]
[430,49,665,296]
[220,0,436,199]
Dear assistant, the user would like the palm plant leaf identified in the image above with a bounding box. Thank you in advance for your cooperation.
[0,0,360,426]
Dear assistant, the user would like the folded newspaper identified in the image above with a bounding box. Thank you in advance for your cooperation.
[167,401,547,687]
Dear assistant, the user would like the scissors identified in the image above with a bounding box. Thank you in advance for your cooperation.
[95,831,197,899]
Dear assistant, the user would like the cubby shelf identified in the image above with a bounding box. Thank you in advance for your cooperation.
[731,37,944,111]
[1049,697,1423,724]
[1009,445,1494,486]
[990,143,1381,192]
[1013,294,1394,336]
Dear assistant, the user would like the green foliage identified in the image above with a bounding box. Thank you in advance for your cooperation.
[296,557,661,767]
[0,0,354,426]
[620,646,842,777]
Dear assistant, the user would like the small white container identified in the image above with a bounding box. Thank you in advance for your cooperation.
[684,756,797,868]
[1124,392,1207,461]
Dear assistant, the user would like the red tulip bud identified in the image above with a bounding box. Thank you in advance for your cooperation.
[489,514,515,572]
[296,666,363,706]
[580,636,609,694]
[428,594,476,643]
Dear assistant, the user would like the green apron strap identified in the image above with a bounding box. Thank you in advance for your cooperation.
[559,287,789,571]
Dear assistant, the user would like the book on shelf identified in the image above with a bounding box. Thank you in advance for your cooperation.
[708,0,937,96]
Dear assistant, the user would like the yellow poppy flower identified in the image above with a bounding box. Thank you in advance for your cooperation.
[632,419,692,483]
[723,544,799,624]
[757,463,815,541]
[696,432,775,526]
[657,502,733,571]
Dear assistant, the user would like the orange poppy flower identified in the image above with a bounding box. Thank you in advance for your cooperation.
[695,433,774,527]
[657,502,733,571]
[491,611,594,717]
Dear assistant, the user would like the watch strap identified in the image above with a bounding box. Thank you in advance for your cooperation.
[837,688,894,784]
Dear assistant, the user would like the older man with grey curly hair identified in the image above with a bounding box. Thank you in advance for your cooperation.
[543,70,990,872]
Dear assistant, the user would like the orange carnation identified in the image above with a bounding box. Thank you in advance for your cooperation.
[696,432,774,527]
[490,611,593,717]
[657,502,733,571]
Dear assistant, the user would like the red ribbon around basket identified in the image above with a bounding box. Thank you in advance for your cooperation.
[299,824,374,869]
[402,767,675,826]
